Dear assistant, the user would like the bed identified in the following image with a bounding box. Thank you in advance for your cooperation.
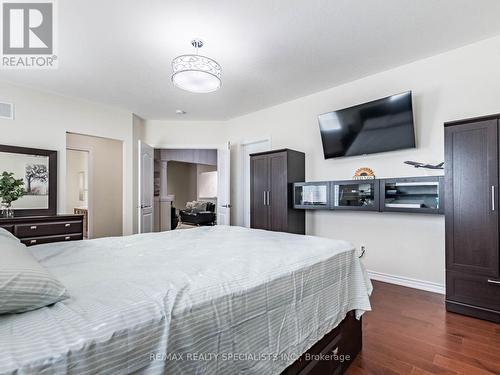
[0,226,372,375]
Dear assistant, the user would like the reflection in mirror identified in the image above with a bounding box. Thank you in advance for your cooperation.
[78,171,88,202]
[0,152,50,210]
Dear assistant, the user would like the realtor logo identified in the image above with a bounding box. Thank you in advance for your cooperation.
[1,0,57,68]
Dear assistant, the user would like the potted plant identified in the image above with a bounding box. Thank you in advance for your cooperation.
[0,172,25,218]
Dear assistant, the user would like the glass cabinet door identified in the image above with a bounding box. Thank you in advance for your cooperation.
[381,177,443,213]
[294,182,330,209]
[332,180,378,210]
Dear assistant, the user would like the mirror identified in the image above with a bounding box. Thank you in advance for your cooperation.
[0,145,57,217]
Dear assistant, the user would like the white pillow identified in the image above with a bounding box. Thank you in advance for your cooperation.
[0,238,69,314]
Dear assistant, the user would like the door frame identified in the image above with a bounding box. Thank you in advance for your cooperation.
[148,142,230,224]
[66,146,93,239]
[240,138,272,227]
[138,140,155,233]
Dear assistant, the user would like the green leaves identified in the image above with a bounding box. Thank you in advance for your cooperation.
[0,171,26,205]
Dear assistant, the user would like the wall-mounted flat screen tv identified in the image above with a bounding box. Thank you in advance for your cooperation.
[318,91,416,159]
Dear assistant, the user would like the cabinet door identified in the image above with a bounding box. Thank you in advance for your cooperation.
[445,119,499,277]
[331,180,379,211]
[250,155,270,230]
[269,152,288,232]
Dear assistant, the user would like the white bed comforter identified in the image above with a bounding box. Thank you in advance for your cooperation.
[0,226,372,375]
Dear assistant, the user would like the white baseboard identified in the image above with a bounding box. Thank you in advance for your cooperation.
[367,270,445,295]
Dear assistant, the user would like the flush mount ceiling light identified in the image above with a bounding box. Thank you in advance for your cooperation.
[171,39,222,93]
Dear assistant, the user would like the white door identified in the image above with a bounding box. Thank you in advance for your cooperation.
[139,140,154,233]
[217,142,231,225]
[241,139,271,227]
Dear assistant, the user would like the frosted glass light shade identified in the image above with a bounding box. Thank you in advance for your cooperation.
[171,54,222,93]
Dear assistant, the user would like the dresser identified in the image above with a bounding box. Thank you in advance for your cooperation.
[0,215,84,246]
[250,149,305,234]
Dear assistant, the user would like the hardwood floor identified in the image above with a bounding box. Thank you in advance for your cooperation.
[346,281,500,375]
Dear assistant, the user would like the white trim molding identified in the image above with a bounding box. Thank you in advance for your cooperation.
[368,270,445,295]
[239,138,272,228]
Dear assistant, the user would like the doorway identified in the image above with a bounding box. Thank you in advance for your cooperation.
[66,132,123,238]
[155,149,218,230]
[241,139,271,228]
[143,143,230,232]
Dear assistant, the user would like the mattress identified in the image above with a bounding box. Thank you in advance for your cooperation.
[0,226,372,375]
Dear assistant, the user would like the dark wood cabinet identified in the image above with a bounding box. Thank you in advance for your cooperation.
[0,215,84,246]
[445,115,500,323]
[250,149,305,234]
[250,154,270,230]
[269,153,287,231]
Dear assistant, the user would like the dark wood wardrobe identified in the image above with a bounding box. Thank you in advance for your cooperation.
[250,149,305,234]
[445,114,500,323]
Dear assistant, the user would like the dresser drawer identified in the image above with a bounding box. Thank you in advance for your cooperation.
[447,271,500,311]
[15,220,82,238]
[21,233,82,247]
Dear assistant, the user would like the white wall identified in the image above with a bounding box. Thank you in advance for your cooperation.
[0,82,135,235]
[197,164,217,199]
[227,35,500,286]
[167,161,197,209]
[142,120,228,147]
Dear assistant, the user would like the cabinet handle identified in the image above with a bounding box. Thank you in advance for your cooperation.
[30,239,37,244]
[267,191,270,205]
[492,186,496,211]
[30,225,37,230]
[264,191,267,206]
[64,236,71,240]
[65,223,71,227]
[488,279,500,285]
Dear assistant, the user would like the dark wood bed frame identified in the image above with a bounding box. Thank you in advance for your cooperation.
[282,311,362,375]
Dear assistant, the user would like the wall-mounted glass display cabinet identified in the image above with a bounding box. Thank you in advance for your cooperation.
[293,176,444,215]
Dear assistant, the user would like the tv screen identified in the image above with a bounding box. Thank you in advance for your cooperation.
[318,91,415,159]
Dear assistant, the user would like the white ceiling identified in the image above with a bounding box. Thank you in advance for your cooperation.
[2,0,500,120]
